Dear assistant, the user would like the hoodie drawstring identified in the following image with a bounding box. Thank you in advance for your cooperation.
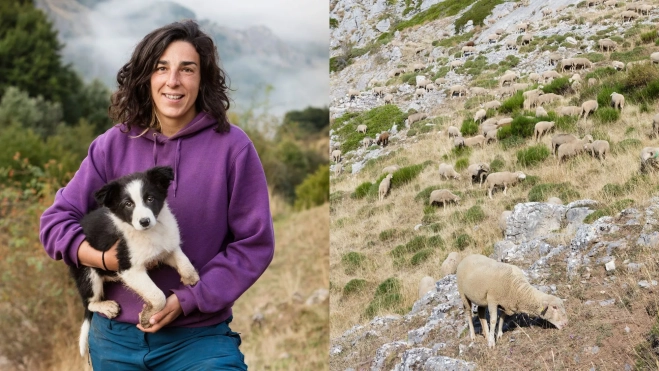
[152,133,158,166]
[151,133,180,198]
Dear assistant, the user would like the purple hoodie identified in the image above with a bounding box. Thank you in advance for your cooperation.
[40,112,275,327]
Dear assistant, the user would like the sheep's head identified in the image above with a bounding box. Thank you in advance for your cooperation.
[516,172,527,179]
[584,134,594,143]
[641,148,659,161]
[540,295,568,330]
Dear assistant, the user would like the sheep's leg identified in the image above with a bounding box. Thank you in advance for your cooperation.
[497,312,506,340]
[487,302,498,348]
[461,293,476,341]
[477,306,489,340]
[503,183,508,195]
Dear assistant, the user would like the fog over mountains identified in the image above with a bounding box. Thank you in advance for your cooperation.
[35,0,328,116]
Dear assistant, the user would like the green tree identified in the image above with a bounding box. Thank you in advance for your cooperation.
[294,164,329,210]
[0,86,62,137]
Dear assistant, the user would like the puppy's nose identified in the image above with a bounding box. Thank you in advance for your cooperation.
[139,218,150,228]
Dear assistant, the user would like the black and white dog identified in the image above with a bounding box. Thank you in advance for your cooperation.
[70,166,199,356]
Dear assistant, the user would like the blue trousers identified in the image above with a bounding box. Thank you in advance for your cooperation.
[88,313,247,370]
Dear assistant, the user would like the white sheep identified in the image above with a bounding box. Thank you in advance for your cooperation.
[408,112,428,126]
[415,88,426,98]
[331,149,342,163]
[497,117,513,127]
[559,106,582,117]
[611,61,625,70]
[447,126,461,138]
[378,174,393,201]
[348,89,360,100]
[457,254,568,348]
[418,276,435,299]
[485,171,526,199]
[535,106,548,117]
[557,135,593,163]
[485,128,499,144]
[362,137,374,148]
[581,100,598,119]
[588,78,597,87]
[463,135,487,148]
[640,146,659,172]
[499,210,512,237]
[429,189,461,208]
[584,140,610,161]
[356,124,367,134]
[610,92,625,111]
[652,114,659,138]
[534,121,555,141]
[440,252,462,278]
[474,109,487,123]
[334,164,343,176]
[484,100,501,110]
[547,197,563,205]
[438,163,461,180]
[651,52,659,65]
[383,94,394,104]
[382,165,399,175]
[467,163,490,187]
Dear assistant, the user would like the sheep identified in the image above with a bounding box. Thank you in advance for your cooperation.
[415,88,426,98]
[334,163,343,177]
[541,7,553,16]
[488,34,499,44]
[612,61,625,71]
[536,93,561,106]
[474,109,487,123]
[435,77,447,86]
[450,60,465,70]
[548,54,562,66]
[482,101,500,111]
[534,121,555,141]
[497,117,513,127]
[495,28,504,35]
[429,189,461,208]
[362,137,374,148]
[521,34,533,45]
[447,126,461,138]
[485,171,526,199]
[416,79,430,89]
[505,38,518,50]
[652,114,659,138]
[535,106,548,117]
[523,88,543,99]
[581,100,598,119]
[541,70,561,82]
[584,140,610,161]
[412,63,427,71]
[408,112,428,126]
[453,136,465,148]
[438,163,461,180]
[482,117,498,127]
[372,86,386,98]
[621,10,639,22]
[547,197,563,205]
[468,163,490,187]
[463,135,487,148]
[481,124,499,137]
[551,134,577,156]
[387,68,404,78]
[610,92,625,111]
[376,132,390,146]
[559,106,582,117]
[651,52,659,64]
[418,276,435,299]
[425,83,436,92]
[331,149,342,163]
[499,73,517,87]
[383,94,394,104]
[557,135,593,163]
[498,86,515,99]
[462,46,476,57]
[598,39,618,52]
[348,89,360,100]
[356,124,367,134]
[457,254,568,348]
[517,22,529,33]
[382,165,399,175]
[640,147,659,173]
[378,174,393,201]
[588,78,597,87]
[449,85,467,98]
[569,74,581,83]
[528,72,541,83]
[470,87,487,97]
[499,210,512,237]
[440,252,463,278]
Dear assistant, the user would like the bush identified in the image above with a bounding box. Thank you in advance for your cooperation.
[462,205,486,224]
[542,77,571,95]
[294,165,329,210]
[351,181,375,199]
[490,157,505,172]
[411,249,433,265]
[454,0,504,33]
[330,18,339,28]
[335,105,407,153]
[640,29,659,44]
[341,251,366,274]
[594,107,620,124]
[527,182,581,202]
[500,92,524,114]
[390,162,431,189]
[343,279,367,295]
[517,144,550,167]
[455,158,469,171]
[613,138,642,154]
[460,119,479,136]
[509,115,539,138]
[453,233,473,251]
[364,277,402,318]
[379,229,398,241]
[583,199,634,224]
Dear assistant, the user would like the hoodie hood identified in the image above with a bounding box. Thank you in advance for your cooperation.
[123,112,220,197]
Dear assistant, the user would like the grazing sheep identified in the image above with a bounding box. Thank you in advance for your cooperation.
[551,134,578,156]
[640,147,659,172]
[497,117,513,127]
[621,10,639,22]
[588,77,597,87]
[376,132,390,146]
[440,252,463,278]
[598,39,618,52]
[528,72,541,83]
[384,93,394,104]
[453,136,465,148]
[484,100,501,110]
[429,189,461,208]
[334,164,343,176]
[474,109,487,123]
[584,140,610,161]
[488,34,499,44]
[348,89,360,100]
[412,63,427,71]
[560,58,575,72]
[495,28,504,35]
[356,124,367,134]
[463,135,487,148]
[535,106,548,117]
[387,68,404,78]
[408,112,428,126]
[569,74,581,83]
[462,46,477,57]
[481,124,499,137]
[557,135,593,163]
[372,86,386,98]
[612,61,625,71]
[447,126,461,138]
[523,88,543,99]
[418,276,435,299]
[547,197,563,205]
[541,70,561,82]
[499,73,518,87]
[378,174,393,201]
[439,163,461,180]
[534,121,555,141]
[382,165,399,175]
[498,86,515,99]
[485,171,526,199]
[521,34,533,45]
[505,39,518,50]
[425,83,436,92]
[415,88,426,98]
[468,163,490,187]
[610,92,625,111]
[559,106,582,117]
[331,149,342,163]
[449,85,467,98]
[362,137,374,148]
[652,114,659,138]
[499,210,512,237]
[581,100,598,119]
[536,93,562,106]
[517,22,529,33]
[470,87,487,97]
[416,79,430,89]
[450,60,465,70]
[548,54,562,66]
[435,77,447,86]
[457,254,568,348]
[651,52,659,65]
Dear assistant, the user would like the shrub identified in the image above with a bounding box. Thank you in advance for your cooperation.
[500,92,524,114]
[625,63,659,90]
[379,229,398,241]
[527,183,581,202]
[411,249,433,265]
[341,251,366,274]
[490,157,505,172]
[613,138,642,154]
[294,165,329,210]
[517,144,550,167]
[330,18,339,28]
[390,162,431,189]
[542,77,571,95]
[364,277,402,318]
[594,107,620,124]
[462,205,486,224]
[640,29,659,44]
[453,233,473,251]
[460,119,479,136]
[601,183,625,197]
[335,105,407,153]
[584,199,634,224]
[509,115,539,138]
[343,279,367,295]
[351,181,375,199]
[455,158,469,171]
[454,0,504,33]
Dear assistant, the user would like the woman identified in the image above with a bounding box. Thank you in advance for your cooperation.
[39,20,274,369]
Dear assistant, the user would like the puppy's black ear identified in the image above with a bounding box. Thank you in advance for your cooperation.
[94,182,119,207]
[146,166,174,190]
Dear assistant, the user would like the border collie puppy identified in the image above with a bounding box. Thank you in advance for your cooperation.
[70,166,199,357]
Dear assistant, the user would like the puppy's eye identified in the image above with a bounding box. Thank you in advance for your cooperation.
[124,201,134,208]
[146,196,154,202]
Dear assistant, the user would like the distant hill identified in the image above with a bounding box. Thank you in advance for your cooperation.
[35,0,328,115]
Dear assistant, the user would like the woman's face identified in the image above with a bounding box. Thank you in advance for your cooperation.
[150,40,201,133]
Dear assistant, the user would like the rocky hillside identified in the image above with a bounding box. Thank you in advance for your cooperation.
[329,0,659,369]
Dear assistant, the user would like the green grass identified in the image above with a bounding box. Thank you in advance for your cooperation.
[394,0,477,33]
[454,0,504,34]
[460,119,479,136]
[334,106,407,153]
[517,144,550,167]
[527,183,581,203]
[500,92,524,114]
[364,277,403,319]
[343,279,368,296]
[341,251,367,274]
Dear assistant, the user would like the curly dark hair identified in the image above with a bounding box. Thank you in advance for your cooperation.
[109,20,231,133]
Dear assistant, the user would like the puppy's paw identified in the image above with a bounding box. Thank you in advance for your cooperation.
[181,270,200,286]
[96,300,120,318]
[139,305,156,328]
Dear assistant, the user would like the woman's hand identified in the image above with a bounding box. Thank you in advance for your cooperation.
[137,294,183,333]
[77,240,119,270]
